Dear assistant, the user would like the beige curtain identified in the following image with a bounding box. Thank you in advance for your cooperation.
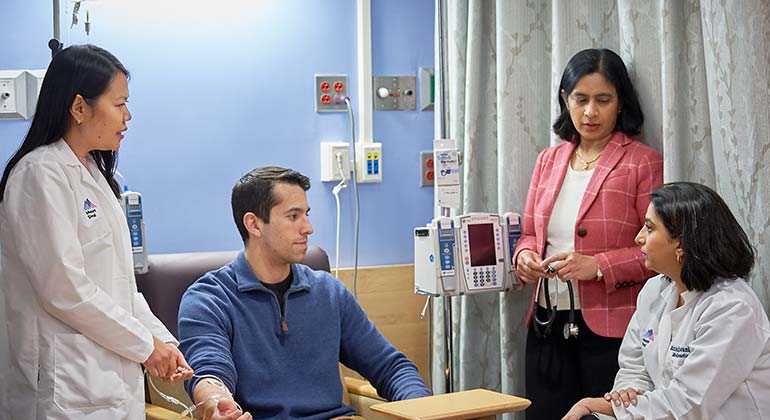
[431,2,770,419]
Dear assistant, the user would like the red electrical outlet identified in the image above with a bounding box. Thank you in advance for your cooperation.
[315,74,348,112]
[420,151,434,187]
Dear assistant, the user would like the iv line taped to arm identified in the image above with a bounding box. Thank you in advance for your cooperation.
[145,367,243,419]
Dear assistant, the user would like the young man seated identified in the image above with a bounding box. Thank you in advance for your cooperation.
[178,166,430,420]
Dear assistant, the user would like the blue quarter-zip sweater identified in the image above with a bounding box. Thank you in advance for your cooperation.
[179,252,430,419]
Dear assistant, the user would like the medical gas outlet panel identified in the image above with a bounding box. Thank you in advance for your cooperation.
[356,142,382,183]
[414,212,522,296]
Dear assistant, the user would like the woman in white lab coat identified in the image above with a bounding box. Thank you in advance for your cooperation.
[562,182,770,420]
[0,45,193,420]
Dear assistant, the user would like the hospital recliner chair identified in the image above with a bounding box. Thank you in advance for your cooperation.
[136,246,388,420]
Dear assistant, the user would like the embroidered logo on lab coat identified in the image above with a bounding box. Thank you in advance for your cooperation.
[83,198,98,219]
[670,345,691,359]
[642,329,655,347]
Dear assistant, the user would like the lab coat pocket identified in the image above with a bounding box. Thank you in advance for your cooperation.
[53,333,128,410]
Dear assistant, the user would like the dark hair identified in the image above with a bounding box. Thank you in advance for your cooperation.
[552,48,644,142]
[650,182,755,291]
[231,166,311,242]
[0,45,129,202]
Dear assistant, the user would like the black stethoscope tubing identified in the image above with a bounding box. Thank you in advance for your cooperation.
[532,270,578,339]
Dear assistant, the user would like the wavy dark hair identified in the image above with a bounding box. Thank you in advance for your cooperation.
[650,182,755,291]
[552,48,644,143]
[0,44,128,202]
[231,166,311,242]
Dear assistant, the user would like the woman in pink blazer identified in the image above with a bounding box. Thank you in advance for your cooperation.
[513,49,663,420]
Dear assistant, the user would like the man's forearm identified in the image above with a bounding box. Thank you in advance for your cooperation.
[193,376,234,420]
[582,397,615,417]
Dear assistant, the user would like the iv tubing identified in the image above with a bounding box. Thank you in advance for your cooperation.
[146,369,242,420]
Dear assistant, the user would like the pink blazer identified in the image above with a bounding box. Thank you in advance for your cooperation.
[514,132,663,338]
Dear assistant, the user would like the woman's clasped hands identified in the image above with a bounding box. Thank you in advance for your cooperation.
[516,250,599,284]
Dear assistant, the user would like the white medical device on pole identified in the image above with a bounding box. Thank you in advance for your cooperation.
[414,212,523,296]
[121,188,148,274]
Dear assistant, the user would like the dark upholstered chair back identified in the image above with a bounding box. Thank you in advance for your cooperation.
[136,246,331,338]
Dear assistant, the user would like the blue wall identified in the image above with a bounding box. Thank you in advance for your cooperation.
[0,0,435,266]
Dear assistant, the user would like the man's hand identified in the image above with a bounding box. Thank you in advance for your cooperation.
[143,336,193,381]
[605,388,645,408]
[562,397,616,420]
[542,252,599,282]
[515,250,550,284]
[209,399,252,420]
[194,377,251,420]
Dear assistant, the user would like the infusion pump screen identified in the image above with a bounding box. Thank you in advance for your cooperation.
[468,223,496,266]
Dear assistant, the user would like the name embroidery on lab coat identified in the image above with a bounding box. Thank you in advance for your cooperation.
[83,198,98,219]
[670,345,691,359]
[642,329,655,347]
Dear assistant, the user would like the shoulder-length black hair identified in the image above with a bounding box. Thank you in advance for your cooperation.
[552,48,644,143]
[0,44,129,202]
[650,182,755,291]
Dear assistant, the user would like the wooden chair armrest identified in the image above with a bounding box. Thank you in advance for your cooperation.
[369,389,531,420]
[145,402,195,420]
[343,376,387,402]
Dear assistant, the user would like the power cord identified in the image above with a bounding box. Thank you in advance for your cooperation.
[332,152,348,278]
[343,97,361,298]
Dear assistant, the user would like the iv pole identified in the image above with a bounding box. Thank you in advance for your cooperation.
[49,0,64,56]
[435,0,454,394]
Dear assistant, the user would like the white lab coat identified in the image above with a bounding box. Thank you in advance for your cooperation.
[0,139,176,420]
[611,274,770,420]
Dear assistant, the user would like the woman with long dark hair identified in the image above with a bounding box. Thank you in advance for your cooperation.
[513,48,664,419]
[562,182,770,419]
[0,45,192,420]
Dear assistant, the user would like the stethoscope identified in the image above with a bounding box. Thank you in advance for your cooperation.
[531,264,579,340]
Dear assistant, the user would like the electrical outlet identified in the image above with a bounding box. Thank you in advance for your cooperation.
[420,151,434,187]
[320,142,351,182]
[315,74,348,112]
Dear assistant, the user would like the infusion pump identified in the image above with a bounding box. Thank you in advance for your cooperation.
[414,212,522,296]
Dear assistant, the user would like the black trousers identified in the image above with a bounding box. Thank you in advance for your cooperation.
[525,308,622,420]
